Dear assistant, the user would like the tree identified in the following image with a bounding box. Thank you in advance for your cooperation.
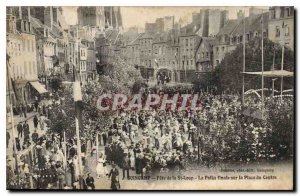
[212,38,294,94]
[50,77,62,92]
[99,56,143,93]
[46,86,76,139]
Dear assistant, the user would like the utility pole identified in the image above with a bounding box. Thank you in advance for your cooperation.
[261,13,264,119]
[242,10,246,106]
[7,56,20,187]
[280,21,285,103]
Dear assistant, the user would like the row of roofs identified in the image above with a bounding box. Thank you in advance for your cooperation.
[98,12,269,50]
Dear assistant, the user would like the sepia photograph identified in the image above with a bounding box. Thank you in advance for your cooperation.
[5,5,295,191]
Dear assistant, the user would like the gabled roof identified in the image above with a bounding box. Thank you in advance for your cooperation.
[217,19,239,36]
[231,13,269,36]
[139,32,154,39]
[30,16,44,29]
[179,23,200,37]
[153,32,170,43]
[195,37,216,53]
[128,33,143,45]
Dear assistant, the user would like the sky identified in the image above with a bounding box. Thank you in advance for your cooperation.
[62,6,268,30]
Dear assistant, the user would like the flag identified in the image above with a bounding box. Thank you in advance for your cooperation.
[73,64,80,82]
[73,75,84,185]
[154,59,159,67]
[6,56,20,103]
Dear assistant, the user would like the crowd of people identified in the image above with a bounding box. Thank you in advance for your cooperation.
[6,80,294,190]
[84,84,294,184]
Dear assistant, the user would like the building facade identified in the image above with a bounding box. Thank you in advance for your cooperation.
[268,6,294,50]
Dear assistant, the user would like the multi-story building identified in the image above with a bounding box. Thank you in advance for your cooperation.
[7,7,47,105]
[155,18,164,33]
[145,22,157,34]
[152,32,180,82]
[212,19,239,68]
[195,9,228,37]
[213,12,269,68]
[178,25,200,82]
[79,43,88,82]
[126,34,141,67]
[104,7,123,30]
[66,31,76,74]
[268,6,294,50]
[195,37,216,73]
[138,32,154,68]
[77,7,105,29]
[82,39,97,82]
[163,16,175,32]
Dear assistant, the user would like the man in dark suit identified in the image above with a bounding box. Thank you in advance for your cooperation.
[122,154,130,180]
[85,173,95,190]
[108,163,120,190]
[17,122,23,138]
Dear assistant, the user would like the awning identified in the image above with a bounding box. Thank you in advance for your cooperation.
[29,81,48,94]
[242,70,294,77]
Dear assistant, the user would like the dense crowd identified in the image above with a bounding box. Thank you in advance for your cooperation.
[85,84,294,181]
[6,82,294,190]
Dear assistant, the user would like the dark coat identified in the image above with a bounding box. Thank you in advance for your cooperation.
[108,168,119,190]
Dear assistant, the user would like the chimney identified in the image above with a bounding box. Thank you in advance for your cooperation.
[28,7,31,22]
[19,6,22,19]
[50,6,53,30]
[110,7,113,28]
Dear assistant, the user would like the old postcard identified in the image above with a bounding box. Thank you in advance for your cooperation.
[6,6,294,190]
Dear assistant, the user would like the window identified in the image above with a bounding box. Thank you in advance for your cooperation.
[280,7,284,18]
[202,52,204,58]
[206,52,209,58]
[276,26,280,37]
[22,40,25,51]
[32,40,34,52]
[222,47,225,52]
[286,7,292,17]
[27,40,30,52]
[263,31,267,38]
[24,62,27,74]
[285,26,290,36]
[185,38,188,47]
[246,33,250,41]
[216,60,220,66]
[271,10,276,19]
[187,60,189,66]
[28,61,32,74]
[191,60,193,65]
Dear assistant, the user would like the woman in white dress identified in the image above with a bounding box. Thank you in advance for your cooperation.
[73,155,80,181]
[129,150,135,170]
[96,153,107,178]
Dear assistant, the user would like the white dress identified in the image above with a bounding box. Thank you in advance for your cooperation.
[96,157,107,177]
[129,151,135,168]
